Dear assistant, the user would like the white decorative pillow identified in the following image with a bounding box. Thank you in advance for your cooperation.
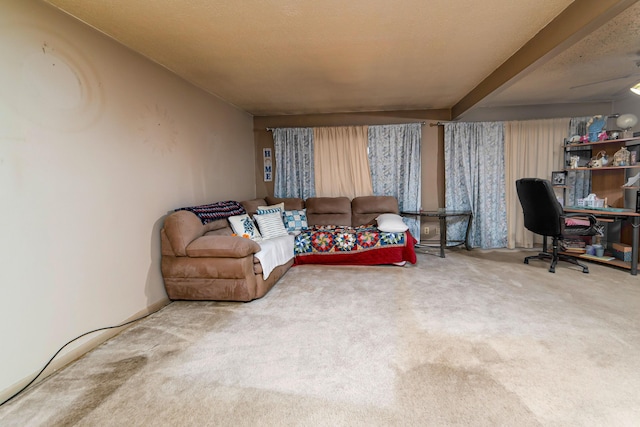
[254,211,289,239]
[376,213,409,232]
[283,209,308,232]
[228,214,262,241]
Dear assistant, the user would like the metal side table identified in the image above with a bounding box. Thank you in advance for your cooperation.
[401,210,473,258]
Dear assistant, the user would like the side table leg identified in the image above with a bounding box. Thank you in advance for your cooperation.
[464,213,473,250]
[632,217,639,275]
[439,215,446,258]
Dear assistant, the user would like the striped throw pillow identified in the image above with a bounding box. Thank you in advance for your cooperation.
[254,212,288,239]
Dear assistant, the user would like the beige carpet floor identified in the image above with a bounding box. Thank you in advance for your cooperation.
[1,249,640,426]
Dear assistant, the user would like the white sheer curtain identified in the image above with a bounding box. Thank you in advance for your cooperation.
[273,128,315,199]
[505,118,569,248]
[368,123,422,239]
[444,122,507,249]
[313,126,373,199]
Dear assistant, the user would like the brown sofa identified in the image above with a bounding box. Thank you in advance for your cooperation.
[160,195,401,301]
[267,195,399,227]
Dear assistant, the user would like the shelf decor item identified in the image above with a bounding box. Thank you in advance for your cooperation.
[577,193,604,208]
[570,155,580,168]
[616,113,638,138]
[606,130,620,140]
[613,242,632,262]
[586,115,606,142]
[588,150,608,168]
[612,146,630,167]
[599,150,609,166]
[623,172,640,187]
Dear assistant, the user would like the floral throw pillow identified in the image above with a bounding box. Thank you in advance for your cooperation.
[228,214,262,241]
[283,209,308,232]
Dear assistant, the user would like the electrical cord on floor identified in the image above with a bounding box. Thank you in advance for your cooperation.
[0,304,169,407]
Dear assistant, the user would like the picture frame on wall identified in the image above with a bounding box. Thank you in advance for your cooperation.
[263,148,272,182]
[551,171,567,186]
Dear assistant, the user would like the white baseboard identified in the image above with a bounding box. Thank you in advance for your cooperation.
[0,298,171,406]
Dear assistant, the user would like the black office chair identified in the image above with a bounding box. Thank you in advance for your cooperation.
[516,178,598,273]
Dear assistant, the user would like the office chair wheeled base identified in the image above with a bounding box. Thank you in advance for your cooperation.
[524,251,589,273]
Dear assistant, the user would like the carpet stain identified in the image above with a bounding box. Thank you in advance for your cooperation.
[392,257,540,425]
[396,362,542,426]
[47,355,148,426]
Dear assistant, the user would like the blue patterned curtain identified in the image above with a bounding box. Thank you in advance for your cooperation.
[273,128,316,199]
[368,123,421,239]
[444,122,507,249]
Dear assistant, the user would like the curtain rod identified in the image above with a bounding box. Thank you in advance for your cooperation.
[429,121,453,127]
[266,122,426,131]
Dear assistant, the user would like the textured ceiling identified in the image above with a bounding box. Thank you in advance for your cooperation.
[480,0,640,108]
[43,0,640,117]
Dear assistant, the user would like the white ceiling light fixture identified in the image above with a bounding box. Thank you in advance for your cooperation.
[631,82,640,95]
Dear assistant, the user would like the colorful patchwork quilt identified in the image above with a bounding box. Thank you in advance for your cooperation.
[294,224,417,266]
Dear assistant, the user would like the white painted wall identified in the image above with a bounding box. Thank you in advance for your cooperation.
[0,0,255,398]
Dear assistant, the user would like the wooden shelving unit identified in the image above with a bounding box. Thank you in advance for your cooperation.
[560,251,632,271]
[568,165,640,171]
[564,135,640,149]
[564,136,640,209]
[562,136,640,274]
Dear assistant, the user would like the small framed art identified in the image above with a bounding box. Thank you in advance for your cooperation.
[551,171,566,186]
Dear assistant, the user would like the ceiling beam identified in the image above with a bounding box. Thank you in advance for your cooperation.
[451,0,640,119]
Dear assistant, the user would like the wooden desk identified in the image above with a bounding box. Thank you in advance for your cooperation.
[564,207,640,275]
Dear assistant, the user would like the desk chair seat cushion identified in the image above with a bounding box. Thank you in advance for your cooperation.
[565,217,590,226]
[562,213,598,236]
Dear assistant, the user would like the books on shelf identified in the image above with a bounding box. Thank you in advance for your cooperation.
[562,238,586,253]
[580,254,616,262]
[564,247,586,254]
